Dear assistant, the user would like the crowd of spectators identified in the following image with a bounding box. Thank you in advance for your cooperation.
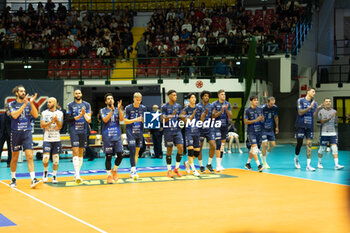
[0,1,134,60]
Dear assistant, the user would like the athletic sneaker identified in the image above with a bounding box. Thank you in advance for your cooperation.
[43,171,48,183]
[9,178,16,188]
[239,149,243,154]
[216,165,225,172]
[167,170,174,178]
[317,162,323,169]
[184,161,190,174]
[206,164,214,173]
[245,163,252,170]
[173,168,182,177]
[193,170,201,177]
[227,150,232,154]
[131,171,139,180]
[111,170,118,182]
[335,164,344,170]
[306,166,316,171]
[199,166,205,173]
[52,176,58,184]
[258,165,264,172]
[75,176,83,184]
[294,158,301,169]
[264,162,270,169]
[31,178,43,188]
[107,175,113,184]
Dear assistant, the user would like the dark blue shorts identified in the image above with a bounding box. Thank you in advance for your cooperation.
[186,134,201,148]
[126,133,144,148]
[215,127,228,141]
[320,136,338,145]
[200,129,215,142]
[43,141,62,154]
[70,132,87,148]
[164,131,183,147]
[247,133,262,146]
[295,128,314,139]
[262,131,275,142]
[11,130,33,152]
[103,139,123,154]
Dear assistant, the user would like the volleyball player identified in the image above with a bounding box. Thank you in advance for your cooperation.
[198,90,216,173]
[260,97,279,168]
[211,89,232,171]
[40,97,63,184]
[8,85,42,188]
[317,98,344,170]
[124,92,147,180]
[66,89,91,183]
[181,93,204,176]
[294,87,322,171]
[100,93,124,183]
[161,90,183,178]
[244,96,264,172]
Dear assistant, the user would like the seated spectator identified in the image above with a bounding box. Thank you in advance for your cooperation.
[172,32,180,44]
[180,29,191,43]
[186,40,197,56]
[67,41,78,58]
[49,44,59,58]
[181,19,192,33]
[58,43,68,58]
[97,43,107,58]
[213,57,229,78]
[171,41,180,57]
[73,36,81,49]
[78,40,90,58]
[197,32,207,47]
[158,41,168,57]
[147,42,158,57]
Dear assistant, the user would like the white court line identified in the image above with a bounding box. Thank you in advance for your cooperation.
[0,180,107,233]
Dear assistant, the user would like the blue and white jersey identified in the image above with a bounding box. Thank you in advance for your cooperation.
[8,100,32,131]
[183,104,204,136]
[212,100,232,127]
[244,106,263,134]
[161,102,182,134]
[100,107,121,141]
[197,102,212,132]
[261,104,278,132]
[66,100,91,133]
[125,104,147,135]
[295,98,317,129]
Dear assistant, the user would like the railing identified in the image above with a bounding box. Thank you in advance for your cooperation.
[291,12,312,55]
[335,39,350,57]
[0,56,270,83]
[317,64,350,86]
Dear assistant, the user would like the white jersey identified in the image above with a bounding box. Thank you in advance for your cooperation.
[41,109,63,142]
[318,108,337,136]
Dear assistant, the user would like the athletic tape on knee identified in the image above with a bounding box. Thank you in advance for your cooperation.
[176,153,182,163]
[166,155,172,165]
[331,145,338,154]
[250,146,259,155]
[318,146,325,154]
[193,150,200,158]
[52,154,59,165]
[43,154,50,163]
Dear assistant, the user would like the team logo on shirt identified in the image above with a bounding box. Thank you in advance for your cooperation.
[144,111,161,129]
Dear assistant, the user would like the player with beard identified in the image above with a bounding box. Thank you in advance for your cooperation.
[8,85,42,188]
[40,97,63,184]
[66,89,91,183]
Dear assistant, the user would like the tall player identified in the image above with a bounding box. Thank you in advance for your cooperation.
[40,97,63,183]
[181,93,204,176]
[124,92,147,180]
[8,85,42,188]
[211,89,232,171]
[294,87,322,171]
[260,97,279,168]
[317,98,344,170]
[198,90,216,173]
[66,89,91,183]
[100,93,124,183]
[244,96,264,172]
[161,90,183,178]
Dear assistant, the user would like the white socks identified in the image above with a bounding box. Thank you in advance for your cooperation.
[73,156,80,175]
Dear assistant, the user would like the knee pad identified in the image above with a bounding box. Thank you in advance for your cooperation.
[216,140,222,150]
[176,153,182,163]
[166,155,172,164]
[115,152,123,166]
[187,149,194,157]
[193,150,200,158]
[250,146,259,155]
[318,146,325,154]
[52,154,59,165]
[43,154,50,163]
[331,145,338,154]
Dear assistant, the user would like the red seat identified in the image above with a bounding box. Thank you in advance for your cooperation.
[255,9,263,17]
[91,69,101,77]
[245,10,252,16]
[58,70,68,78]
[147,67,157,76]
[266,9,274,15]
[136,65,146,77]
[69,69,79,77]
[100,69,110,78]
[81,69,90,77]
[48,70,56,78]
[159,68,168,76]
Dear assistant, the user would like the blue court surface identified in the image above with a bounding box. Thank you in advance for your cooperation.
[0,144,349,185]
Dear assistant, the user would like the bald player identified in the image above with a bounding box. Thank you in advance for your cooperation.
[40,97,63,184]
